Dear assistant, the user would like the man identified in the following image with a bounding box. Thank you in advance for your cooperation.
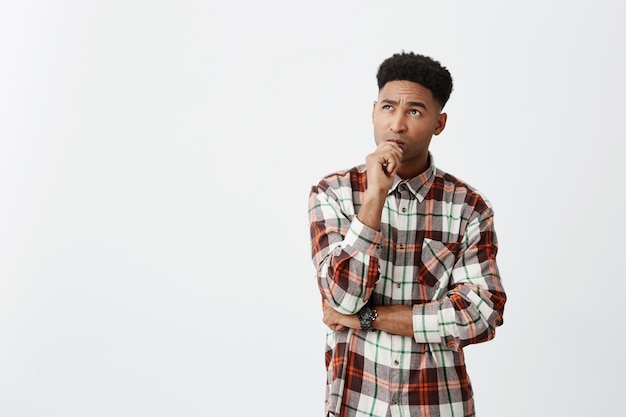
[308,52,506,417]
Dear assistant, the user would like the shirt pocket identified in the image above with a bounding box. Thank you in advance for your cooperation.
[418,238,458,296]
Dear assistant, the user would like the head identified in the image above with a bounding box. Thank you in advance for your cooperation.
[372,52,454,178]
[376,52,453,110]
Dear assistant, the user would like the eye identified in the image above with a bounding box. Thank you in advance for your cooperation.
[409,109,421,116]
[382,104,393,111]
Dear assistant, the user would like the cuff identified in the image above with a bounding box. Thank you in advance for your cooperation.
[344,216,383,258]
[412,302,442,344]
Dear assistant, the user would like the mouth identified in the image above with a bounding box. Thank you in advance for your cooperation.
[386,137,406,149]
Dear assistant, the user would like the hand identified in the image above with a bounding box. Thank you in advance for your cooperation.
[365,141,403,194]
[322,300,358,332]
[356,141,403,230]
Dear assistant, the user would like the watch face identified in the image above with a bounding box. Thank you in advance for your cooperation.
[358,306,376,330]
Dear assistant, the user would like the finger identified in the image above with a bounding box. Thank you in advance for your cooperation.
[381,159,390,175]
[378,148,402,172]
[380,155,396,173]
[384,157,400,175]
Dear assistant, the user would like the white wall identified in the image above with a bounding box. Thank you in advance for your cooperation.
[1,1,624,415]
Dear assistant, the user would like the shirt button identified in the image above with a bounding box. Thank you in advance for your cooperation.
[401,207,407,213]
[391,399,398,405]
[394,360,399,366]
[396,283,401,289]
[398,244,404,250]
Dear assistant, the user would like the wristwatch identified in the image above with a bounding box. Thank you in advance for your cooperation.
[357,304,378,331]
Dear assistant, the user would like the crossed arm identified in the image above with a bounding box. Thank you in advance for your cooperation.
[322,300,414,337]
[312,191,505,347]
[310,144,505,346]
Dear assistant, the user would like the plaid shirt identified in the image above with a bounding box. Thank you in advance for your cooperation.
[308,154,506,417]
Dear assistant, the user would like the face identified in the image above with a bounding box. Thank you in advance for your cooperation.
[372,80,447,178]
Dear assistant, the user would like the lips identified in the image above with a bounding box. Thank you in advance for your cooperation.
[385,137,406,149]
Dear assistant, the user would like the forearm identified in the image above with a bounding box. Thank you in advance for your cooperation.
[371,305,413,337]
[323,301,414,337]
[355,188,387,231]
[325,290,504,349]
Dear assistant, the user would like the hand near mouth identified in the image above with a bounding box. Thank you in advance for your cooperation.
[357,141,403,230]
[365,140,404,193]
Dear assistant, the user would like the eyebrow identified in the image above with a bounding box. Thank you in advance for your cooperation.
[381,99,427,110]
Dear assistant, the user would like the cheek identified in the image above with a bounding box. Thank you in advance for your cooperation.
[373,131,381,146]
[372,121,383,140]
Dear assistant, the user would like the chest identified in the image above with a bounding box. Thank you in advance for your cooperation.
[374,188,467,303]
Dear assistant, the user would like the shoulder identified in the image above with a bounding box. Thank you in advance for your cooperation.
[432,167,493,214]
[311,164,367,195]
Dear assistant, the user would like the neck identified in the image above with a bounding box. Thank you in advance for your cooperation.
[397,155,429,180]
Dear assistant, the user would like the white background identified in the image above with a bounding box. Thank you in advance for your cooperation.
[1,1,624,416]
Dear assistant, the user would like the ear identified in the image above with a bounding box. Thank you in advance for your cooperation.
[434,112,447,135]
[371,101,377,122]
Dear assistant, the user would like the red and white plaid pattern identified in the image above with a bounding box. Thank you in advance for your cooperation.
[309,155,506,417]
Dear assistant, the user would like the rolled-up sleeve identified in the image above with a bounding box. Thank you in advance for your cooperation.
[309,183,382,314]
[412,207,506,349]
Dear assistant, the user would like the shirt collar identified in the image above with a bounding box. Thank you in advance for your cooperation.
[388,152,436,203]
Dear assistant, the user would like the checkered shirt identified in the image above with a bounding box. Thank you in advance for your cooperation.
[308,155,506,417]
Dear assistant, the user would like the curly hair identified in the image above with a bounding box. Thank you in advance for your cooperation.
[376,52,453,109]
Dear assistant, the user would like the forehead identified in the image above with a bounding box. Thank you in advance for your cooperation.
[378,80,435,104]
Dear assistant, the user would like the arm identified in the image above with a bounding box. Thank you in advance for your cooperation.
[322,207,506,349]
[413,207,506,349]
[323,300,413,336]
[309,142,403,314]
[309,190,382,315]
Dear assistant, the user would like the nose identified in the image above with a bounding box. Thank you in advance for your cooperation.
[389,112,407,133]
